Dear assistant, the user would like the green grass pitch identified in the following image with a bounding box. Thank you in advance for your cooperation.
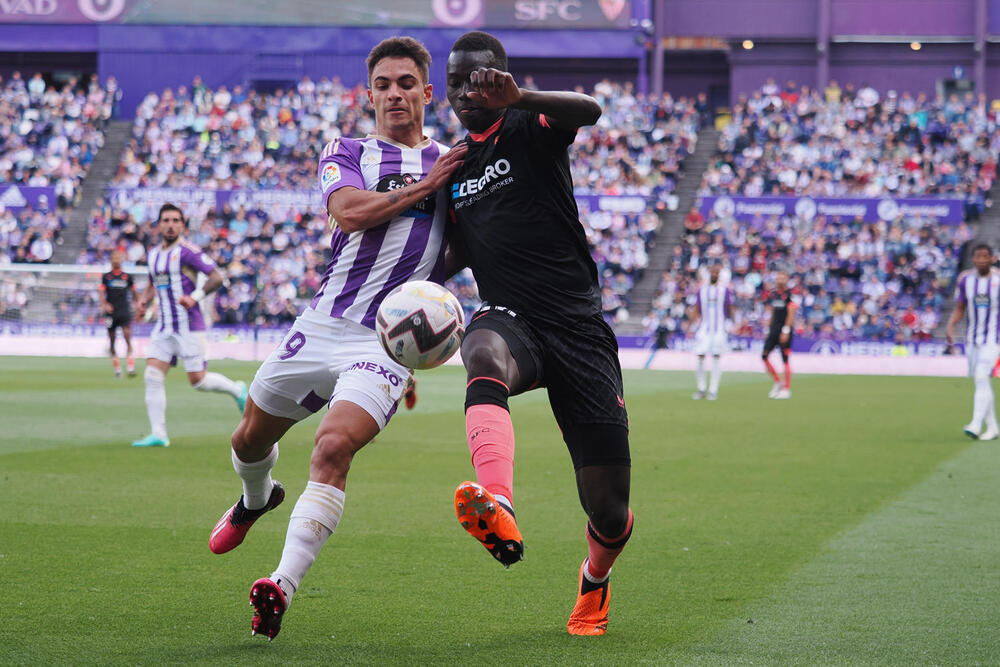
[1,356,998,665]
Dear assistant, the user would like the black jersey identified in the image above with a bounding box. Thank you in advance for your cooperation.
[449,108,601,325]
[101,269,134,315]
[764,288,798,334]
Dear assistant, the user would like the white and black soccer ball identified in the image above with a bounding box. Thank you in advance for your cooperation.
[376,280,465,370]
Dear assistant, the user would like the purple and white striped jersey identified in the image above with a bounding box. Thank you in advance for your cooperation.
[309,135,449,330]
[147,240,217,334]
[697,282,732,334]
[956,269,1000,345]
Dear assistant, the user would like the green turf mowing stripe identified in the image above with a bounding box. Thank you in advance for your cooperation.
[687,439,1000,665]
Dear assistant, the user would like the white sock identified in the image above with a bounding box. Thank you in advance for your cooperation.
[973,374,994,431]
[144,366,168,439]
[582,558,610,584]
[194,371,241,397]
[695,357,707,392]
[233,445,278,510]
[709,356,722,394]
[271,481,345,605]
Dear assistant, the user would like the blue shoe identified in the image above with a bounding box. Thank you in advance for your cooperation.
[235,381,248,413]
[132,434,170,448]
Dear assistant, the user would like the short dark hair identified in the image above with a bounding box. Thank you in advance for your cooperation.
[451,31,508,71]
[157,203,185,225]
[366,36,431,85]
[973,242,993,255]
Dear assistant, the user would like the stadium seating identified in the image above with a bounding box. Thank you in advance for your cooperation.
[0,72,113,263]
[701,81,997,203]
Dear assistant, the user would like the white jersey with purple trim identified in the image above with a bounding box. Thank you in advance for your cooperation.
[696,282,732,335]
[956,269,1000,346]
[309,134,450,330]
[146,240,217,335]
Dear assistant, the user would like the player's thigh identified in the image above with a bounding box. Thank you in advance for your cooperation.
[463,307,543,394]
[146,331,179,365]
[177,332,208,373]
[692,331,710,357]
[329,321,412,431]
[250,319,339,422]
[973,344,998,380]
[710,332,728,357]
[542,316,630,469]
[762,333,779,357]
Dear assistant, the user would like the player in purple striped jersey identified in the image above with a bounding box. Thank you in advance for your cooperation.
[131,204,248,448]
[207,37,468,641]
[946,243,1000,441]
[691,263,733,401]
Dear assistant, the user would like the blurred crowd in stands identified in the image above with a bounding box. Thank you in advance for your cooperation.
[701,79,996,221]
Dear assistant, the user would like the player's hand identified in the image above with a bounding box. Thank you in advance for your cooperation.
[178,295,197,309]
[422,141,469,191]
[945,328,955,346]
[779,332,789,345]
[135,301,146,319]
[104,303,113,314]
[467,68,522,109]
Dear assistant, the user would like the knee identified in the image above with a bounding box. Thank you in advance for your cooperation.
[312,429,356,475]
[588,502,629,538]
[463,341,508,380]
[144,365,165,385]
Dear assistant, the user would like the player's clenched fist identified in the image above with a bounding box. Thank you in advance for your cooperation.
[423,141,468,190]
[468,68,522,108]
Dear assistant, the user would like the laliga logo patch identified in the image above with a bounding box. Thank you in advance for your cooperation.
[321,163,342,189]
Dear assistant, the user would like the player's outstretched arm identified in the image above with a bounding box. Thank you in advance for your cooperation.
[329,143,468,234]
[466,67,601,131]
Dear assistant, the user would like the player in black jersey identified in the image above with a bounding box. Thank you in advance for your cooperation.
[445,31,632,636]
[99,250,139,378]
[761,270,799,399]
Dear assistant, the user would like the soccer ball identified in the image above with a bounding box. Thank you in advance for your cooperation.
[376,280,465,369]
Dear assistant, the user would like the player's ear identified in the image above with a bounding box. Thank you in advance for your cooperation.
[424,83,433,105]
[366,87,374,106]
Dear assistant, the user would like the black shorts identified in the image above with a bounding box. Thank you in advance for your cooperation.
[466,305,630,470]
[106,313,132,330]
[763,330,792,357]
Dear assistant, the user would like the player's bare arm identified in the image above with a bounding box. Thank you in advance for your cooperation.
[178,268,225,309]
[135,283,155,319]
[946,301,966,345]
[328,143,468,233]
[467,67,601,130]
[780,302,797,345]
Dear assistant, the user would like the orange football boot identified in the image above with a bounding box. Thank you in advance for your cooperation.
[454,481,523,568]
[567,559,610,635]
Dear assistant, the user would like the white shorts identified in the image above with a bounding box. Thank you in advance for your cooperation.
[693,330,728,357]
[968,343,999,379]
[147,329,208,373]
[249,309,412,429]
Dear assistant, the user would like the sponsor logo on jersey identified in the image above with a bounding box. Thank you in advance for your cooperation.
[451,158,511,199]
[376,174,435,216]
[321,163,341,189]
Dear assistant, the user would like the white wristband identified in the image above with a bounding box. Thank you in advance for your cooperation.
[781,326,791,334]
[190,288,207,302]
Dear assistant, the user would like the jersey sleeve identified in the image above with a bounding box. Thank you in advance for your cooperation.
[319,137,365,205]
[127,273,135,289]
[180,244,217,276]
[519,109,578,150]
[99,273,108,291]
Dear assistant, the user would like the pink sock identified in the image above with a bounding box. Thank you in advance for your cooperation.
[586,509,634,580]
[783,360,792,388]
[763,358,780,382]
[465,404,515,502]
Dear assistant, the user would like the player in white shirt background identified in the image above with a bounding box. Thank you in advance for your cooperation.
[946,243,1000,441]
[131,203,247,448]
[691,263,733,400]
[206,36,468,641]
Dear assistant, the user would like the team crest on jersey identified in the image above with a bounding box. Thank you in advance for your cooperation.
[321,163,342,189]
